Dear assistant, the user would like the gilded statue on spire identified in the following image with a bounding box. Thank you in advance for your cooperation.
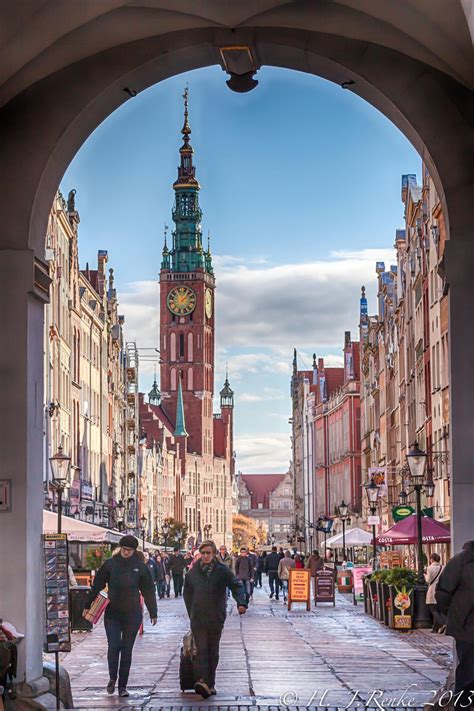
[181,84,191,143]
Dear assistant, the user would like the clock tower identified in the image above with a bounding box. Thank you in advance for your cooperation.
[159,88,215,456]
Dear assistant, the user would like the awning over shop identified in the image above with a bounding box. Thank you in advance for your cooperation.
[43,510,123,543]
[325,527,373,548]
[376,514,451,545]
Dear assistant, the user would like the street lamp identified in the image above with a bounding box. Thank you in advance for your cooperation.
[364,480,380,571]
[400,442,433,628]
[140,514,147,550]
[338,500,350,561]
[203,523,212,539]
[115,500,125,531]
[162,521,170,553]
[49,445,72,534]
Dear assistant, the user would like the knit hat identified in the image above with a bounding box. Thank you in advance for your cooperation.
[119,535,139,550]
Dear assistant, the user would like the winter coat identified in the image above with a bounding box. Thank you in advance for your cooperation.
[183,559,247,625]
[306,554,324,577]
[278,557,296,580]
[257,555,265,572]
[169,553,187,575]
[85,552,157,618]
[217,553,234,571]
[235,555,254,581]
[265,552,280,573]
[425,562,443,605]
[145,557,159,584]
[436,541,474,642]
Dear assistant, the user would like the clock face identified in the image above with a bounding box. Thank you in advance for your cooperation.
[205,288,213,319]
[167,286,197,316]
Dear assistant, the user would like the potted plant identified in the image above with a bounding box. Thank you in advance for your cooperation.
[373,569,391,622]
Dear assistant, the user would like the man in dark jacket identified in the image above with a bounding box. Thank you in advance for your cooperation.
[265,546,281,600]
[235,547,254,603]
[169,547,186,597]
[84,535,157,697]
[436,540,474,699]
[183,539,247,699]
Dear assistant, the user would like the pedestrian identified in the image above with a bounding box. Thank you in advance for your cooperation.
[169,547,186,597]
[278,547,285,559]
[183,539,247,699]
[234,547,254,603]
[217,545,233,597]
[306,549,324,577]
[425,553,445,633]
[154,552,167,599]
[248,548,258,599]
[278,550,296,602]
[184,551,193,571]
[161,553,171,597]
[436,540,474,702]
[144,551,158,592]
[265,545,281,600]
[255,551,264,588]
[83,535,157,698]
[295,554,305,569]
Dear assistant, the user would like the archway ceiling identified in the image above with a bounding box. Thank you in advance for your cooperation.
[1,0,473,108]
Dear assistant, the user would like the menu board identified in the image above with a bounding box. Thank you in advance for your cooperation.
[314,569,335,606]
[43,533,71,653]
[352,566,372,604]
[288,569,311,611]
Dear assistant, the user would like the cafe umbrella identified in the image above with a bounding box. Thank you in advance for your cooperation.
[376,514,450,545]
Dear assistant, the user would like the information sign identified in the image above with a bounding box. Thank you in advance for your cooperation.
[314,569,335,606]
[43,533,71,653]
[352,566,372,604]
[288,568,311,611]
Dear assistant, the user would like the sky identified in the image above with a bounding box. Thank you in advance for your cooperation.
[61,65,421,474]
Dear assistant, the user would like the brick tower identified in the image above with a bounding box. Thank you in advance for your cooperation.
[159,88,215,456]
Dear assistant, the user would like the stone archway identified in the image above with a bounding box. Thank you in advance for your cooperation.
[1,5,474,686]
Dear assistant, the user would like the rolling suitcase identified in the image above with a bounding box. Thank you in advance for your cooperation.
[179,646,196,691]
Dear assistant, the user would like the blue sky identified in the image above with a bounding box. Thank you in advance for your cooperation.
[62,65,420,473]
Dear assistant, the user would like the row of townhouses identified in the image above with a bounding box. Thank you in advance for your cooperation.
[291,165,450,560]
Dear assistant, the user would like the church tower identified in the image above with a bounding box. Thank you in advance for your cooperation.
[159,89,215,456]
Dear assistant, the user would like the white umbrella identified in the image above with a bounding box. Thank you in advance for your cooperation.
[327,527,373,548]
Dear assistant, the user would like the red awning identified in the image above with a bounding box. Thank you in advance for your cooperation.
[377,514,451,545]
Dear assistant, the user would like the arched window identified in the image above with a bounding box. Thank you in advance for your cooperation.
[163,333,167,351]
[179,333,185,358]
[187,332,193,361]
[187,367,193,391]
[170,368,177,391]
[170,332,176,361]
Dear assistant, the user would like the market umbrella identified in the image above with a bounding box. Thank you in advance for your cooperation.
[376,514,450,545]
[326,527,373,548]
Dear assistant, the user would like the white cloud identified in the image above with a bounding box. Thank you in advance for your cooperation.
[235,432,291,474]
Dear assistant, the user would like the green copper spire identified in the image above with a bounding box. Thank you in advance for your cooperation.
[163,87,212,274]
[161,224,170,269]
[174,375,188,437]
[148,375,161,406]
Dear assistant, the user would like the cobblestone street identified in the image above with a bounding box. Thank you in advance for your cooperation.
[61,583,452,710]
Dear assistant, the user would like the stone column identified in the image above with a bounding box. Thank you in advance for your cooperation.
[446,229,474,553]
[0,249,49,681]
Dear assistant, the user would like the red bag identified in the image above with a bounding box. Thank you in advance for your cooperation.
[83,591,109,624]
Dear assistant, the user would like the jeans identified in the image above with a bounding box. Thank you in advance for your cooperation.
[157,579,166,599]
[427,603,445,631]
[173,573,184,596]
[240,579,252,603]
[191,621,224,688]
[254,570,263,587]
[104,607,142,687]
[281,579,289,600]
[455,640,474,695]
[268,571,280,598]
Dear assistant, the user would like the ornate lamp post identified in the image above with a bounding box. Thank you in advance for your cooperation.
[400,442,434,628]
[338,500,350,561]
[49,445,72,534]
[115,500,125,531]
[162,521,170,553]
[140,513,148,550]
[364,480,380,571]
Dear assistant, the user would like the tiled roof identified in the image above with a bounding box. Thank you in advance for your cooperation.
[241,474,286,510]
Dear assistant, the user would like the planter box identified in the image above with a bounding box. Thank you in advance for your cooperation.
[362,576,371,615]
[368,580,379,619]
[380,583,393,627]
[375,582,386,622]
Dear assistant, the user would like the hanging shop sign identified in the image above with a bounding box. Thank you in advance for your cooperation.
[314,569,335,606]
[392,505,414,522]
[288,569,311,611]
[43,534,71,653]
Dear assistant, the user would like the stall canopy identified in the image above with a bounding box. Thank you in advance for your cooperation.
[325,527,373,548]
[43,510,123,544]
[377,514,451,545]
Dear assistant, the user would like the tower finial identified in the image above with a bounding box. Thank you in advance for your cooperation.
[181,84,191,144]
[163,223,169,252]
[207,230,211,255]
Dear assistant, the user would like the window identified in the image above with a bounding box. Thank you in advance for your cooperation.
[170,368,177,391]
[187,368,193,391]
[179,333,185,358]
[170,333,176,361]
[187,332,193,361]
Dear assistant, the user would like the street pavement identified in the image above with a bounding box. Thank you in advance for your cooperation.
[62,582,452,710]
